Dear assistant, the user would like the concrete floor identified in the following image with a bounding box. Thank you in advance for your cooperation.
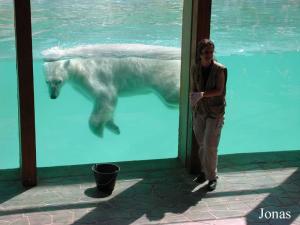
[0,152,299,225]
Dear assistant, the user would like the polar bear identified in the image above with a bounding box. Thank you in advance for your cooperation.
[43,56,180,137]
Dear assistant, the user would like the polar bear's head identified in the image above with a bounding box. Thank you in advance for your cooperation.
[43,60,70,99]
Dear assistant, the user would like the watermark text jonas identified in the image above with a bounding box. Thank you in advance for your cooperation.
[259,208,291,220]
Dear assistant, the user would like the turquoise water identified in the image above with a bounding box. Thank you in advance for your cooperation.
[220,52,300,153]
[34,57,179,167]
[0,0,182,169]
[1,0,300,169]
[0,60,19,169]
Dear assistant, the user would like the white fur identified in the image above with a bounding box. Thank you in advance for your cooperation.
[43,49,180,137]
[42,44,181,61]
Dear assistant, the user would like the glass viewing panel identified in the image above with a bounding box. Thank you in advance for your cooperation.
[31,0,183,167]
[211,0,300,154]
[0,0,20,169]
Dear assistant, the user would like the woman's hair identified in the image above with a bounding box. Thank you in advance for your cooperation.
[196,39,215,62]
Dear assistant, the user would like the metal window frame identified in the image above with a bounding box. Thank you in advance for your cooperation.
[178,0,212,173]
[14,0,37,187]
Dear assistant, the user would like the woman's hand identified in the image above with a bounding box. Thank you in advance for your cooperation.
[189,92,204,107]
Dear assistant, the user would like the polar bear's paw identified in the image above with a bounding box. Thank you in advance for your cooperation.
[89,121,105,138]
[105,120,120,135]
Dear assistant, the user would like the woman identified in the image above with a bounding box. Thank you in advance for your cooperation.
[189,39,227,191]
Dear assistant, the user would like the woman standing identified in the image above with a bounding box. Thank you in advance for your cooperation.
[189,39,227,191]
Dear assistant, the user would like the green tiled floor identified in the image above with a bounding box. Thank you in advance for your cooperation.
[0,152,299,225]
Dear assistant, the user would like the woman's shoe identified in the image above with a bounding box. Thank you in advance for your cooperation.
[193,172,206,184]
[207,179,217,191]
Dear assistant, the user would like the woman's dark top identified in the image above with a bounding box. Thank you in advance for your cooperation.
[191,61,227,118]
[201,63,212,91]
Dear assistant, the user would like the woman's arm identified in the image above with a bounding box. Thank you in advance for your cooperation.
[203,69,225,98]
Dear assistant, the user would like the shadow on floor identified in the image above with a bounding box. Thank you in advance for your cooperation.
[0,151,299,225]
[72,168,300,225]
[0,170,210,224]
[245,168,300,225]
[0,179,29,205]
[75,177,209,224]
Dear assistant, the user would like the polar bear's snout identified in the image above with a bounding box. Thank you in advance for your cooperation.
[44,60,69,99]
[46,79,63,99]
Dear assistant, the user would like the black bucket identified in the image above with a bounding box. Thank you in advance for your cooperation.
[92,163,120,194]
